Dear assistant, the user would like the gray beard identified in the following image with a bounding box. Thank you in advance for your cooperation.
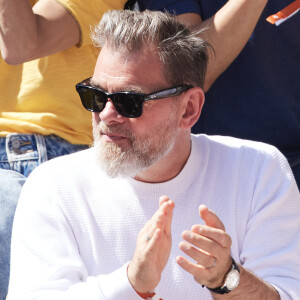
[93,120,177,178]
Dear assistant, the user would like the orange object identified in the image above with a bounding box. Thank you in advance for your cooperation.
[136,291,156,299]
[266,0,300,25]
[136,290,163,300]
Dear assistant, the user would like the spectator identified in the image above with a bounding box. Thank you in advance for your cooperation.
[138,0,300,190]
[7,10,300,300]
[0,0,127,299]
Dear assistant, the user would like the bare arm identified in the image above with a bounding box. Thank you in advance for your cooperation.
[0,0,80,64]
[176,205,280,299]
[177,0,268,92]
[212,265,279,300]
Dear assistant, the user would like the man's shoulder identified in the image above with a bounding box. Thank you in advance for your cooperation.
[191,134,293,187]
[30,147,96,179]
[50,146,94,164]
[192,134,284,160]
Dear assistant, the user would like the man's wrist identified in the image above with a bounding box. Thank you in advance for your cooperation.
[127,263,157,298]
[207,258,240,294]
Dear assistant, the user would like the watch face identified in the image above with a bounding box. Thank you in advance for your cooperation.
[225,269,240,290]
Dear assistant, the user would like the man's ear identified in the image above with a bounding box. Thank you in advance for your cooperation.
[179,87,205,129]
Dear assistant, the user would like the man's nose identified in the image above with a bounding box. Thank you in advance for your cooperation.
[99,98,124,123]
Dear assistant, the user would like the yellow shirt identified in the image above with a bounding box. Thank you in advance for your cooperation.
[0,0,127,145]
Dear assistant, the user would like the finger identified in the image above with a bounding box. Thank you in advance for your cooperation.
[159,195,170,207]
[190,225,232,248]
[161,200,174,236]
[181,229,227,257]
[182,230,214,252]
[145,227,162,251]
[176,255,205,276]
[157,200,174,226]
[199,205,225,231]
[154,198,173,224]
[144,200,174,242]
[176,255,223,288]
[179,240,217,268]
[149,200,170,228]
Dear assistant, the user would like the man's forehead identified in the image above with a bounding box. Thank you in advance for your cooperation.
[92,45,168,92]
[93,72,130,83]
[91,72,146,93]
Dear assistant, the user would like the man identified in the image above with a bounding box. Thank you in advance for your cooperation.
[7,10,300,300]
[137,0,300,189]
[0,0,127,299]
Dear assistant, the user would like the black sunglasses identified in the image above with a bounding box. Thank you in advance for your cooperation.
[75,77,192,118]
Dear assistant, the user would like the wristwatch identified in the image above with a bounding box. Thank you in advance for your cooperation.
[207,258,240,294]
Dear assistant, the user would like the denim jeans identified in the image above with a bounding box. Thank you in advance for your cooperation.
[0,133,88,300]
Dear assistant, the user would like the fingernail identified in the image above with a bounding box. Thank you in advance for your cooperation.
[176,256,184,263]
[179,242,189,251]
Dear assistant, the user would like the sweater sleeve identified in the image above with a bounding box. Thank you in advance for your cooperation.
[7,170,141,300]
[239,146,300,299]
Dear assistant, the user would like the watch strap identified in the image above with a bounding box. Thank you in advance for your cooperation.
[207,258,240,294]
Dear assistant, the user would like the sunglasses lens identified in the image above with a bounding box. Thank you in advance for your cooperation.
[94,93,107,112]
[77,84,144,117]
[79,88,106,112]
[114,94,143,118]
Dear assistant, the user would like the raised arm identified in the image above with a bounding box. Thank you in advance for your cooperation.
[176,0,268,92]
[0,0,80,64]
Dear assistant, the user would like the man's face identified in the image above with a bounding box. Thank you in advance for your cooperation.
[92,45,182,178]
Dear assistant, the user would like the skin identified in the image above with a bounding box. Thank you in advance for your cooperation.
[176,205,232,289]
[91,45,204,184]
[128,195,175,293]
[0,0,80,64]
[91,44,279,298]
[176,0,269,92]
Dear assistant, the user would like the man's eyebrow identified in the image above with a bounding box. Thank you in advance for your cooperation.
[89,78,100,88]
[121,86,147,93]
[89,79,148,94]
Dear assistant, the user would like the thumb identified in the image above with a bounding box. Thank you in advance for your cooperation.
[199,204,225,231]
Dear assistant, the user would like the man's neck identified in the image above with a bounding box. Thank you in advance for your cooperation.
[134,134,192,183]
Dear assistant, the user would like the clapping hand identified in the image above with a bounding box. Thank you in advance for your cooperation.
[176,205,232,289]
[128,195,174,293]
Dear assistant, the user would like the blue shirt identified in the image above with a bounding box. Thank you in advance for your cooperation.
[138,0,300,154]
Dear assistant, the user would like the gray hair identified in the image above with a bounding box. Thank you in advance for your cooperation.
[91,9,211,88]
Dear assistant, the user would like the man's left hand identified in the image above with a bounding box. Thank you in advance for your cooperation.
[176,205,232,289]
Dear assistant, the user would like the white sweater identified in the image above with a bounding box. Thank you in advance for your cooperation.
[8,134,300,300]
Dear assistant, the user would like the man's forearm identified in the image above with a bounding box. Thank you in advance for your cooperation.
[0,0,38,64]
[178,0,268,92]
[0,0,80,65]
[211,265,280,300]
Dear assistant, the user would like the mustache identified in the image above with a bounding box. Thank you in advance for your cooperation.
[97,122,133,139]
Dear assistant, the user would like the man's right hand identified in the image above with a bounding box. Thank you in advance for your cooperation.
[127,195,174,293]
